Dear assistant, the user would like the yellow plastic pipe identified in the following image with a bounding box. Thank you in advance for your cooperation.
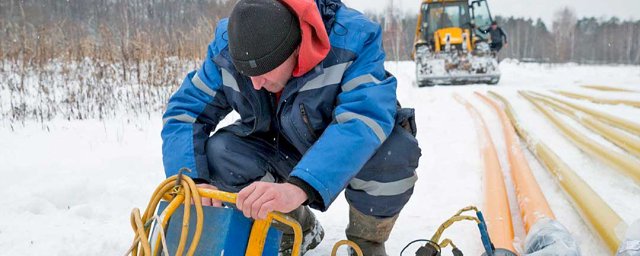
[475,92,555,233]
[529,92,640,159]
[520,91,640,186]
[581,85,638,93]
[539,92,640,137]
[553,90,640,108]
[488,91,627,253]
[453,93,516,252]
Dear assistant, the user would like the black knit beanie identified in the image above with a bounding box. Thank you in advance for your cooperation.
[228,0,302,76]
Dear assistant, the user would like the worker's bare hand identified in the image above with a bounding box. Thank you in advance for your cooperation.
[192,183,223,207]
[236,182,308,220]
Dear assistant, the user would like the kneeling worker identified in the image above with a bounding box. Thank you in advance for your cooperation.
[161,0,422,254]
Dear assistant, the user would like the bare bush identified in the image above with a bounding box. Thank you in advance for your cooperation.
[0,0,237,126]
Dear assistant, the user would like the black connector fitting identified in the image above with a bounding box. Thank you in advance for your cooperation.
[415,243,440,256]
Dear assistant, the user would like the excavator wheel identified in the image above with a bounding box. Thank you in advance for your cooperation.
[418,81,435,87]
[487,78,500,85]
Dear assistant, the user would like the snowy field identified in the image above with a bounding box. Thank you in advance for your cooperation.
[1,61,639,255]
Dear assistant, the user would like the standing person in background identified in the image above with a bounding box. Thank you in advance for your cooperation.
[489,21,508,54]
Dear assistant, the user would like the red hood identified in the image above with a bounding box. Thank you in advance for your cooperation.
[278,0,330,77]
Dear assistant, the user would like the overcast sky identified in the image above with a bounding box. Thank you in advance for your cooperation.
[341,0,640,27]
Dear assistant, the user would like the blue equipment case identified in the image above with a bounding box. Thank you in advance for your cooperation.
[150,201,282,256]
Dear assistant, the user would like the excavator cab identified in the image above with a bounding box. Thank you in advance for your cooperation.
[470,0,493,41]
[419,1,472,43]
[413,0,500,86]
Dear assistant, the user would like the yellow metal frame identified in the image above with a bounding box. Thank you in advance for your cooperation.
[128,175,303,256]
[198,189,303,256]
[331,240,363,256]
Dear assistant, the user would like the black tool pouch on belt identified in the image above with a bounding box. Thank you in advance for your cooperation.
[395,107,417,137]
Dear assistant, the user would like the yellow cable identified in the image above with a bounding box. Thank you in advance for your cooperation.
[129,174,303,256]
[175,180,192,256]
[439,238,458,249]
[431,215,480,243]
[131,208,151,256]
[128,175,204,256]
[454,206,479,217]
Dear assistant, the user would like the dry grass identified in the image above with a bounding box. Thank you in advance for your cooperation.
[1,13,221,127]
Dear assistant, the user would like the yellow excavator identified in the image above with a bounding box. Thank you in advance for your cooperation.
[412,0,500,86]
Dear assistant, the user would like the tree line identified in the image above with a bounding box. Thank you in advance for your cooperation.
[2,0,637,125]
[497,8,640,64]
[2,0,639,66]
[370,6,640,64]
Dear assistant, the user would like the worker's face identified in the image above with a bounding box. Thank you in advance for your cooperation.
[249,49,298,93]
[491,24,497,30]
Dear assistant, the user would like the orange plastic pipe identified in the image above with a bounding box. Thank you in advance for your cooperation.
[453,93,516,252]
[475,92,556,233]
[488,91,626,253]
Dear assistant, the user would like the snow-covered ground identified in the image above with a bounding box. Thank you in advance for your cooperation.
[1,61,639,255]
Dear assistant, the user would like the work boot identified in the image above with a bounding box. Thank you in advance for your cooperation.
[274,205,324,256]
[345,206,399,256]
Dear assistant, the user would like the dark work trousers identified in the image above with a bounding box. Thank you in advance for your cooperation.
[205,124,420,219]
[490,42,503,53]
